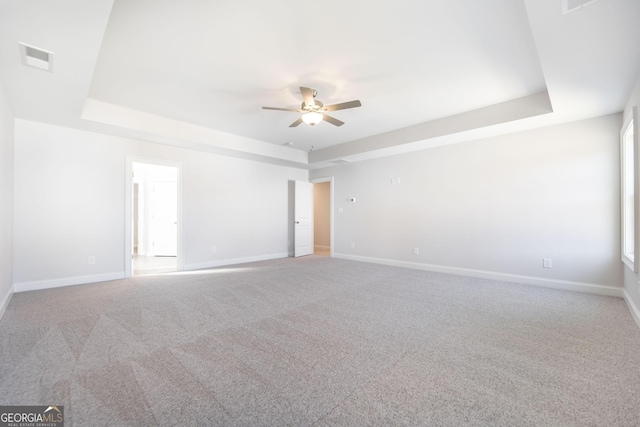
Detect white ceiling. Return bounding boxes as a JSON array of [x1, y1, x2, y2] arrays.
[[1, 0, 639, 169]]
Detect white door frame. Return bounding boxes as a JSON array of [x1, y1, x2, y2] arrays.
[[294, 180, 314, 257], [310, 176, 334, 257], [125, 156, 184, 277]]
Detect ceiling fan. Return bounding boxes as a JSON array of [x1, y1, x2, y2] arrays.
[[262, 87, 361, 127]]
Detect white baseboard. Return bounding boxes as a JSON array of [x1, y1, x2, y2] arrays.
[[623, 289, 640, 329], [334, 253, 623, 297], [183, 252, 289, 271], [11, 253, 290, 292], [0, 285, 14, 320], [14, 272, 126, 293]]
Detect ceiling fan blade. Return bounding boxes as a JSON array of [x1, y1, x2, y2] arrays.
[[289, 117, 304, 127], [323, 100, 362, 112], [322, 114, 344, 127], [300, 87, 315, 107], [262, 106, 300, 112]]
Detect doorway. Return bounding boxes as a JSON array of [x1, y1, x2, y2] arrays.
[[290, 176, 334, 258], [130, 162, 179, 276], [313, 181, 331, 256], [310, 176, 334, 257]]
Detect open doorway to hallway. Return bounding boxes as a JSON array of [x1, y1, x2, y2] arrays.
[[132, 162, 178, 275], [313, 181, 331, 257]]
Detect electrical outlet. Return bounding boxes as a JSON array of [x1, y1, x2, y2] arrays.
[[88, 256, 96, 265], [543, 258, 552, 268], [350, 242, 355, 249], [413, 248, 419, 255]]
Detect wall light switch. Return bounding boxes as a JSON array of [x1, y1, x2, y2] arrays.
[[350, 242, 355, 249], [88, 256, 96, 265], [413, 248, 419, 255], [543, 258, 552, 268]]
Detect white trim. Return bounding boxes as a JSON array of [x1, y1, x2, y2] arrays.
[[183, 252, 289, 271], [334, 253, 623, 297], [14, 272, 125, 293], [562, 0, 599, 15], [622, 256, 634, 272], [620, 108, 638, 272], [125, 158, 133, 275], [0, 285, 14, 319], [623, 288, 640, 329]]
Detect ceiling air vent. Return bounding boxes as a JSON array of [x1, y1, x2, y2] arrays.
[[19, 42, 54, 72], [562, 0, 600, 14], [330, 159, 352, 165]]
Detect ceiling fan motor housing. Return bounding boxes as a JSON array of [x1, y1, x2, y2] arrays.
[[302, 100, 323, 112]]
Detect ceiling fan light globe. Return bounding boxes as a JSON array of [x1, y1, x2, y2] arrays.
[[302, 111, 323, 126]]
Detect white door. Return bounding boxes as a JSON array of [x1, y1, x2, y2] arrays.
[[150, 180, 177, 256], [294, 180, 314, 257]]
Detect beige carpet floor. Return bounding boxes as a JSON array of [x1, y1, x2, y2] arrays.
[[1, 256, 639, 426]]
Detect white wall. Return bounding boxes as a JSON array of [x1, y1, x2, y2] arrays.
[[311, 114, 623, 290], [13, 120, 307, 289], [0, 82, 14, 315], [313, 182, 330, 249], [622, 72, 640, 318]]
